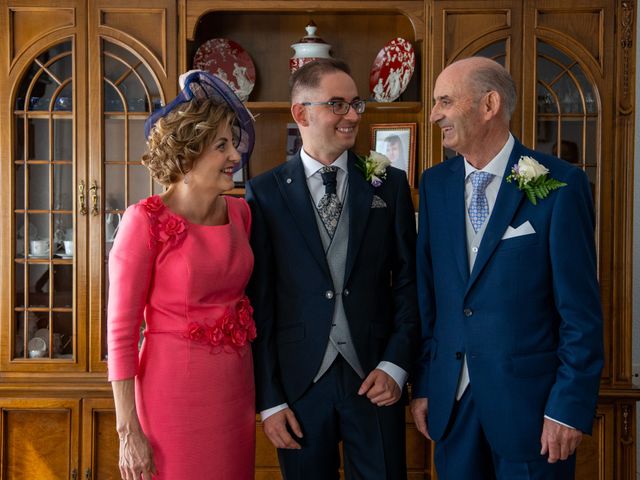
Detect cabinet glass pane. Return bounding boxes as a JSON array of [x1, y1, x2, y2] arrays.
[[53, 213, 73, 253], [27, 213, 49, 250], [15, 117, 25, 160], [28, 264, 49, 306], [28, 164, 50, 211], [26, 311, 50, 359], [105, 118, 125, 161], [15, 163, 25, 210], [129, 164, 151, 204], [28, 119, 49, 160], [53, 119, 73, 160], [128, 119, 146, 161], [105, 81, 124, 113], [52, 312, 73, 358], [13, 313, 26, 359], [52, 264, 73, 308], [122, 75, 147, 112], [105, 164, 126, 211], [53, 83, 73, 112], [15, 214, 26, 258], [15, 263, 25, 307], [53, 165, 73, 211]]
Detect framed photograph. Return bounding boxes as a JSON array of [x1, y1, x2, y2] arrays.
[[286, 123, 303, 161], [370, 123, 416, 186], [233, 163, 248, 187]]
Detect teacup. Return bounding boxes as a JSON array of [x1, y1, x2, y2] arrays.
[[63, 240, 73, 256], [30, 239, 49, 256]]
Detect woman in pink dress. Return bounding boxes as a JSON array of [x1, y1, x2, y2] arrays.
[[107, 71, 256, 480]]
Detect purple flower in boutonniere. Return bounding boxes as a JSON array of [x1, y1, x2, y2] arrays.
[[506, 156, 567, 205], [356, 150, 391, 187]]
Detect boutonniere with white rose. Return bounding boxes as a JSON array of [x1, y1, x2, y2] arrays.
[[356, 150, 391, 187], [506, 156, 567, 205]]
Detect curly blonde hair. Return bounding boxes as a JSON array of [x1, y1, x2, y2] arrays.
[[142, 99, 236, 186]]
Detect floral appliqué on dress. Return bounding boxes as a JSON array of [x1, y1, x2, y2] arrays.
[[183, 296, 257, 354], [140, 195, 187, 248]]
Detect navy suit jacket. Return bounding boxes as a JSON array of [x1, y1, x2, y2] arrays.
[[246, 151, 418, 412], [414, 139, 603, 461]]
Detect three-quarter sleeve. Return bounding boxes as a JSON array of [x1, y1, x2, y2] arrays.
[[107, 204, 157, 381]]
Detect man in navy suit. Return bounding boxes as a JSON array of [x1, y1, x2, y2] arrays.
[[246, 59, 417, 479], [411, 57, 603, 479]]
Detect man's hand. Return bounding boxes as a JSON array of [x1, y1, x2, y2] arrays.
[[357, 368, 401, 406], [262, 408, 303, 450], [410, 397, 431, 440], [540, 417, 582, 463]]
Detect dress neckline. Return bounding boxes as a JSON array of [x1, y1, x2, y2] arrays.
[[156, 195, 231, 228]]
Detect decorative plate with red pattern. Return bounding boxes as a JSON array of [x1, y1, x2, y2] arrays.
[[193, 38, 256, 101], [369, 38, 416, 103]]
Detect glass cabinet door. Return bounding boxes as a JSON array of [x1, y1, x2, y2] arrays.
[[13, 41, 77, 365], [535, 41, 599, 211], [98, 38, 163, 366]]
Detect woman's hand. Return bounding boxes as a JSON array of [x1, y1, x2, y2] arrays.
[[118, 429, 157, 480]]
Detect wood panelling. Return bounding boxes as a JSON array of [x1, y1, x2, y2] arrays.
[[8, 6, 75, 65], [536, 8, 605, 66], [0, 398, 79, 480]]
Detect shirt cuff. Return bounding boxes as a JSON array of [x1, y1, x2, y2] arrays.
[[377, 361, 408, 390], [544, 415, 576, 430], [260, 403, 289, 422]]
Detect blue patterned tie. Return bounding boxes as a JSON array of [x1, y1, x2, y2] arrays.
[[468, 171, 494, 233], [318, 166, 342, 238]]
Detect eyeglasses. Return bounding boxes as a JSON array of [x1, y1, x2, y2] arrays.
[[301, 99, 366, 115]]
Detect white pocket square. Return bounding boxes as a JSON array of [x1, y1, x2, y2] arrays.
[[502, 221, 536, 240]]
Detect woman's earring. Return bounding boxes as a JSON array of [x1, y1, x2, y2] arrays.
[[183, 172, 190, 185]]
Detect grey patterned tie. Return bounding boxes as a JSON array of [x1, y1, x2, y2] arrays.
[[468, 171, 495, 233], [318, 166, 342, 238]]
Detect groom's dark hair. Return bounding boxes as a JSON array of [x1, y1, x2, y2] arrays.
[[289, 58, 352, 102]]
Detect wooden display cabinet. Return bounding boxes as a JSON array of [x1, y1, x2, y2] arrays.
[[0, 1, 637, 479]]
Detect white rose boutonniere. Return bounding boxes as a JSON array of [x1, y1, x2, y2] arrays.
[[506, 155, 567, 205], [356, 150, 391, 187]]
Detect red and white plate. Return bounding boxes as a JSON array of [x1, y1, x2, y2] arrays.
[[193, 38, 256, 101], [369, 38, 416, 102]]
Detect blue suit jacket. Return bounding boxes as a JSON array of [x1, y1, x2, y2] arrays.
[[414, 139, 603, 461], [246, 151, 418, 411]]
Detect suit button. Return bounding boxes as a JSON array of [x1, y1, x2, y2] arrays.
[[325, 290, 334, 299], [343, 289, 350, 296], [455, 352, 462, 360], [463, 308, 473, 317]]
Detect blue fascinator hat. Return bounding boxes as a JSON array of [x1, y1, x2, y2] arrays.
[[144, 70, 255, 171]]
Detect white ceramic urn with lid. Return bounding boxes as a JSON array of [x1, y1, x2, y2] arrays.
[[289, 21, 332, 74]]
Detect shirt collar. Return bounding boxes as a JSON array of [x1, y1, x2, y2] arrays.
[[464, 133, 514, 179], [300, 148, 349, 179]]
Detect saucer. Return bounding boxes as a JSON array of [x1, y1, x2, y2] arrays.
[[28, 253, 50, 259], [193, 38, 256, 101], [28, 337, 47, 352], [369, 37, 416, 102], [58, 254, 73, 259]]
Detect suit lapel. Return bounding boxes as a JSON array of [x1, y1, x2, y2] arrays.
[[466, 141, 526, 294], [344, 152, 373, 283], [276, 155, 331, 277], [445, 157, 470, 283]]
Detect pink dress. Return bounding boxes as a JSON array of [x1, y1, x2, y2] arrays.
[[107, 195, 256, 480]]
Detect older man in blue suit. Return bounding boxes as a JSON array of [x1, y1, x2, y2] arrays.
[[411, 57, 603, 479], [247, 58, 417, 480]]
